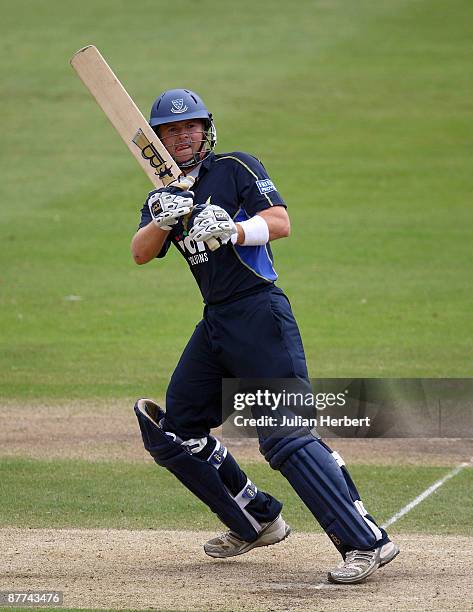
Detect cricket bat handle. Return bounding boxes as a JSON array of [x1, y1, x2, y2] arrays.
[[207, 237, 220, 251]]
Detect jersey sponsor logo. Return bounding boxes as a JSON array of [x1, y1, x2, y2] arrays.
[[256, 178, 276, 195], [170, 98, 188, 114], [188, 252, 209, 265], [176, 234, 209, 265]]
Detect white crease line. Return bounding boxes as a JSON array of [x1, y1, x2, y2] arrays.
[[312, 583, 341, 590], [259, 581, 340, 591], [382, 458, 472, 529]]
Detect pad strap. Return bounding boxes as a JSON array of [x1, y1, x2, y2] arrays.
[[207, 439, 228, 469]]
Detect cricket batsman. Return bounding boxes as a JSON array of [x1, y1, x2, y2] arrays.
[[131, 89, 399, 584]]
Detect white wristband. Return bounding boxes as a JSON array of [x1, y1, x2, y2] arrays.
[[231, 215, 269, 246]]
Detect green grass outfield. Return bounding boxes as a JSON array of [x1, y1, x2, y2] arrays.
[[1, 0, 472, 400], [0, 458, 471, 535]]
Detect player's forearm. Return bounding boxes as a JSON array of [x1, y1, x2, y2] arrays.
[[257, 207, 290, 242], [234, 209, 290, 245], [131, 223, 169, 264], [263, 214, 291, 241]]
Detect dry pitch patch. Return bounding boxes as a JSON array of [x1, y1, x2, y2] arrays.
[[1, 400, 472, 466], [1, 530, 472, 611]]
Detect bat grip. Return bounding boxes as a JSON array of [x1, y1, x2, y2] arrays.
[[207, 237, 221, 251]]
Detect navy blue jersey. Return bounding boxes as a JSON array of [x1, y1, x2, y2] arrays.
[[138, 151, 286, 304]]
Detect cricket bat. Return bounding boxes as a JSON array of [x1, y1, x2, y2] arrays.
[[70, 45, 219, 250]]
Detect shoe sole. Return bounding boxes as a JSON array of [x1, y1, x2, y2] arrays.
[[204, 521, 291, 559]]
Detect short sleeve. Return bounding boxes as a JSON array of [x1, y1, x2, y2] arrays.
[[232, 152, 286, 216], [138, 201, 152, 229]]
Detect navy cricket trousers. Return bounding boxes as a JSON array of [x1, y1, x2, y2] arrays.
[[164, 286, 309, 438]]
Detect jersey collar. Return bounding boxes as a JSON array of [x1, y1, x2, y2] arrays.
[[200, 152, 216, 174]]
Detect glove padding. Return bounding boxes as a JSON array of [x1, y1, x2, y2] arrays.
[[188, 204, 237, 245], [146, 176, 195, 231]]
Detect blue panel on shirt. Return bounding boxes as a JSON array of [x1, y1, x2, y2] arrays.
[[232, 209, 277, 282]]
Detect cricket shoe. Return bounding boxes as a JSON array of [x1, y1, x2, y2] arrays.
[[327, 541, 400, 584], [204, 514, 291, 558]]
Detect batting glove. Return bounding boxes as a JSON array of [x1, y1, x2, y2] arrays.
[[147, 189, 194, 231], [188, 204, 237, 245]]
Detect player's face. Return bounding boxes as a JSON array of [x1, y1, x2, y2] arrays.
[[159, 119, 206, 166]]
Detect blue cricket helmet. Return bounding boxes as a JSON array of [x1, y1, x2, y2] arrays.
[[149, 89, 217, 167], [150, 89, 211, 126]]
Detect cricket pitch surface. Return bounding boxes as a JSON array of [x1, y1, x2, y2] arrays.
[[1, 529, 472, 611]]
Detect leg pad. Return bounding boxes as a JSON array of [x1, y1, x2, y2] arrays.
[[135, 399, 280, 540], [260, 430, 386, 554]]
